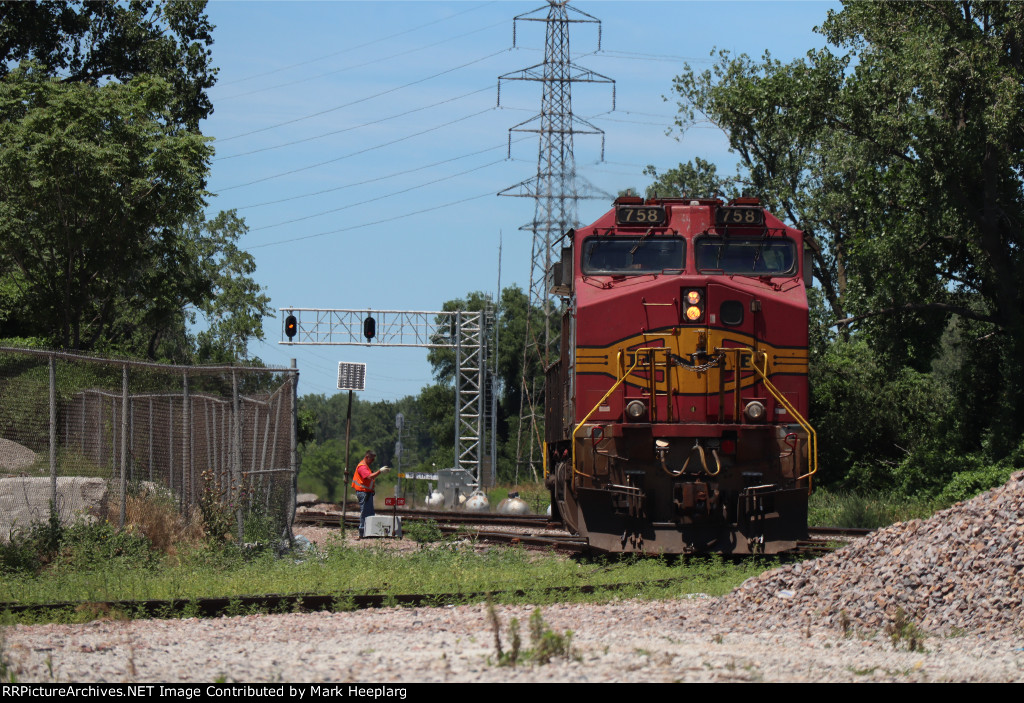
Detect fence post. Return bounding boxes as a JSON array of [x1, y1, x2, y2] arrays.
[[289, 359, 298, 542], [183, 373, 191, 513], [119, 365, 128, 529], [97, 393, 103, 468], [233, 369, 243, 544], [48, 354, 57, 520], [148, 398, 153, 482], [169, 399, 175, 497], [129, 397, 135, 484]]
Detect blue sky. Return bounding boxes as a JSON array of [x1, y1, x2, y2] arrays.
[[200, 0, 837, 401]]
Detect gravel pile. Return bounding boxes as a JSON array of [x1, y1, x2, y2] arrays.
[[713, 470, 1024, 637], [0, 438, 36, 473]]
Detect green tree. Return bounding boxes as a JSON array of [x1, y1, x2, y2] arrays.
[[0, 0, 217, 129], [643, 157, 740, 200], [0, 3, 272, 363], [0, 66, 210, 353], [191, 211, 273, 363], [299, 438, 366, 503], [667, 1, 1024, 480]]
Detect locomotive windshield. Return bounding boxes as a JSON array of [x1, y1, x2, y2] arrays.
[[581, 236, 686, 275], [695, 237, 797, 276]]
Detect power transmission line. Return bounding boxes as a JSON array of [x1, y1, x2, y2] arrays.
[[251, 159, 504, 231], [216, 2, 494, 87], [218, 19, 508, 102], [216, 107, 496, 192], [233, 138, 531, 211], [215, 86, 495, 161], [218, 49, 509, 143], [244, 191, 495, 250]]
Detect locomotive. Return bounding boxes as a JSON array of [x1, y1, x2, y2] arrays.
[[543, 195, 816, 554]]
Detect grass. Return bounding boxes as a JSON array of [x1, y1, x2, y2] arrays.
[[0, 514, 774, 623], [807, 488, 944, 529], [6, 478, 967, 626]]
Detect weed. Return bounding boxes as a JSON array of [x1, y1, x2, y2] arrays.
[[404, 519, 443, 544], [118, 485, 205, 556], [486, 599, 504, 660], [529, 608, 573, 664], [126, 645, 137, 681], [507, 617, 522, 666], [0, 507, 63, 575], [885, 609, 927, 652], [0, 629, 16, 683], [848, 665, 878, 676]]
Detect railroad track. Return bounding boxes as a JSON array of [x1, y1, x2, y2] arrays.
[[0, 526, 873, 622], [296, 509, 873, 557], [296, 507, 554, 530]]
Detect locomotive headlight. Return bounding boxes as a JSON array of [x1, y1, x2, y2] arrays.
[[744, 401, 766, 422], [625, 400, 647, 419], [683, 289, 705, 322]]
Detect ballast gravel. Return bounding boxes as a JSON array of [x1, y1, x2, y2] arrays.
[[4, 472, 1024, 683]]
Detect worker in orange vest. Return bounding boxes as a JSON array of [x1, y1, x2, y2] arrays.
[[351, 450, 389, 538]]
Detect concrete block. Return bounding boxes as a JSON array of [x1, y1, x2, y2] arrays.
[[363, 514, 402, 538], [0, 476, 109, 542]]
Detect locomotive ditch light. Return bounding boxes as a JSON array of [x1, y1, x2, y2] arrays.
[[744, 401, 766, 422], [285, 313, 297, 340], [626, 399, 647, 419]]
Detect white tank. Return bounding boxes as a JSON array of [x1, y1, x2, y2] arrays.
[[464, 491, 490, 512], [497, 496, 530, 515], [425, 490, 445, 508]]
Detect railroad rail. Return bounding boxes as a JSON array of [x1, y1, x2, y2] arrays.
[[296, 508, 554, 530], [0, 524, 873, 622], [0, 578, 706, 621], [296, 508, 872, 557]]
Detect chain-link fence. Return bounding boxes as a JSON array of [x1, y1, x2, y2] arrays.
[[0, 347, 297, 545]]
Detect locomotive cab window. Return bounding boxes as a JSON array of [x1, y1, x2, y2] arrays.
[[695, 237, 796, 276], [581, 236, 686, 275]]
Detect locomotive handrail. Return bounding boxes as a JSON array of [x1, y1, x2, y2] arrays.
[[571, 352, 641, 484], [739, 348, 818, 492], [625, 346, 680, 422]]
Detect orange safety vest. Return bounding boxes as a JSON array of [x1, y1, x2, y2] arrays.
[[351, 460, 375, 493]]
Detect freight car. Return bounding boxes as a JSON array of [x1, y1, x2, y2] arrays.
[[543, 195, 816, 554]]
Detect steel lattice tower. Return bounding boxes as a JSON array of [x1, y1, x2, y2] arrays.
[[498, 1, 614, 478]]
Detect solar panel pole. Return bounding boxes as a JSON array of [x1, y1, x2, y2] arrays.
[[337, 362, 367, 538]]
